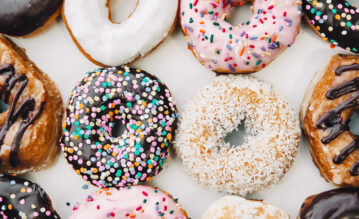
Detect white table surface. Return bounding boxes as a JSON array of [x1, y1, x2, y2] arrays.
[[8, 1, 355, 218]]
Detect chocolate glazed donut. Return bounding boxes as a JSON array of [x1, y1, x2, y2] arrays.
[[303, 0, 359, 53], [299, 187, 359, 219], [0, 0, 63, 37], [0, 174, 60, 218]]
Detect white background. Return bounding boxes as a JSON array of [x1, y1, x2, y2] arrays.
[[8, 1, 357, 218]]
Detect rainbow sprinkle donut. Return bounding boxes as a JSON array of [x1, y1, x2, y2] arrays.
[[180, 0, 302, 73], [60, 66, 178, 188], [303, 0, 359, 53]]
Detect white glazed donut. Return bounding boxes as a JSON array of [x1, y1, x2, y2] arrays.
[[202, 196, 289, 219], [174, 75, 300, 195], [62, 0, 178, 66]]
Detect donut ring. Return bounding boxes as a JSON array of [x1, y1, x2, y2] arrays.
[[0, 0, 63, 37], [301, 54, 359, 186], [0, 174, 60, 218], [69, 185, 188, 219], [62, 0, 179, 66], [60, 66, 178, 188], [174, 75, 300, 195], [303, 0, 359, 53], [180, 0, 301, 73], [0, 35, 63, 174], [202, 196, 289, 219]]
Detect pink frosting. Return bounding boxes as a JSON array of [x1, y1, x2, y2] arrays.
[[180, 0, 301, 73], [69, 186, 188, 219]]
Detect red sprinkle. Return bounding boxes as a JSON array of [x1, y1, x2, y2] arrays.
[[142, 191, 148, 197]]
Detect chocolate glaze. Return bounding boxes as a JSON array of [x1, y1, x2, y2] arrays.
[[303, 0, 359, 53], [0, 0, 63, 36], [317, 63, 359, 176], [300, 187, 359, 219], [0, 174, 60, 218], [0, 64, 44, 167]]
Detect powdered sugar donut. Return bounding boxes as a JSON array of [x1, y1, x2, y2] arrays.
[[63, 0, 178, 66], [202, 196, 289, 219], [70, 186, 188, 219], [174, 75, 300, 195], [180, 0, 301, 73]]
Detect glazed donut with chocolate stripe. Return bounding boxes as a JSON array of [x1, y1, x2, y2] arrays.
[[301, 54, 359, 186]]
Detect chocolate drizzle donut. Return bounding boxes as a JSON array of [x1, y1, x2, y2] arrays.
[[303, 0, 359, 52], [317, 63, 359, 176], [60, 66, 178, 188], [0, 0, 63, 37], [0, 174, 60, 218], [299, 187, 359, 219]]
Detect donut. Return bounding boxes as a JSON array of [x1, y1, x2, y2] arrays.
[[0, 174, 59, 218], [303, 0, 359, 53], [301, 54, 359, 186], [298, 187, 359, 218], [174, 75, 300, 195], [0, 35, 63, 174], [60, 66, 178, 188], [0, 0, 63, 37], [202, 196, 289, 219], [180, 0, 301, 73], [62, 0, 178, 66], [69, 185, 188, 219]]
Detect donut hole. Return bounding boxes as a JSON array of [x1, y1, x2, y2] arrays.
[[347, 0, 359, 8], [224, 122, 247, 147], [112, 119, 127, 137], [0, 99, 9, 113], [349, 110, 359, 135], [228, 3, 253, 27], [108, 0, 139, 23]]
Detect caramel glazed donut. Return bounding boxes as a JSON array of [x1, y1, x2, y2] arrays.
[[203, 196, 289, 219], [0, 35, 63, 174], [175, 75, 300, 195], [0, 0, 63, 37], [60, 66, 178, 188], [62, 0, 178, 66], [0, 174, 59, 218], [298, 187, 359, 218], [301, 54, 359, 186]]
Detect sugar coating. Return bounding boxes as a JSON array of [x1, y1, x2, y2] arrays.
[[61, 66, 178, 188], [202, 196, 289, 219], [174, 75, 300, 195]]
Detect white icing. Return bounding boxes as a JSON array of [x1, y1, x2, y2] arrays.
[[63, 0, 178, 66], [174, 75, 300, 195]]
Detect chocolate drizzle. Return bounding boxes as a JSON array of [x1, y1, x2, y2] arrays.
[[317, 63, 359, 176], [0, 64, 44, 167]]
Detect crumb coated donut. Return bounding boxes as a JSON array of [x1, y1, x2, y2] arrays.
[[70, 185, 188, 219], [298, 187, 359, 219], [60, 66, 178, 188], [0, 174, 60, 218], [303, 0, 359, 53], [180, 0, 302, 73], [301, 54, 359, 186], [174, 75, 300, 195], [0, 0, 63, 37], [62, 0, 178, 66], [202, 196, 289, 219]]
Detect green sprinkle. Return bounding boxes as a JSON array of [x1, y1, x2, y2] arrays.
[[256, 60, 262, 65], [210, 34, 214, 43]]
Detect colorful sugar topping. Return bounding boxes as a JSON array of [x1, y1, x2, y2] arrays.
[[180, 0, 302, 73], [303, 0, 359, 53], [0, 174, 59, 218], [69, 186, 188, 219], [60, 66, 178, 188]]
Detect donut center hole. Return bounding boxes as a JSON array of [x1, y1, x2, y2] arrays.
[[112, 119, 127, 137], [349, 110, 359, 135], [0, 99, 9, 113], [224, 122, 247, 147], [108, 0, 139, 23], [347, 0, 359, 8], [228, 2, 253, 26]]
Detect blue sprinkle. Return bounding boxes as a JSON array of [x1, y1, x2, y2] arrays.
[[226, 44, 232, 50], [240, 31, 246, 37], [279, 25, 283, 32], [184, 24, 193, 32], [228, 64, 235, 72], [252, 53, 260, 58], [249, 36, 258, 40], [82, 185, 89, 190], [261, 46, 266, 51]]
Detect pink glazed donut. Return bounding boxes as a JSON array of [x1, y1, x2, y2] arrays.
[[180, 0, 302, 73]]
